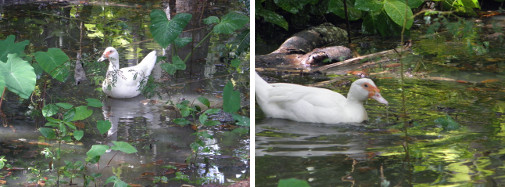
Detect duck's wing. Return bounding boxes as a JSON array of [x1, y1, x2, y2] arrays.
[[268, 83, 347, 107]]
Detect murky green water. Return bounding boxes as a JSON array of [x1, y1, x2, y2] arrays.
[[256, 19, 505, 186], [0, 0, 249, 186]]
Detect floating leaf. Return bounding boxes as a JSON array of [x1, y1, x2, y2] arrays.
[[86, 98, 103, 108], [384, 0, 413, 29], [0, 54, 36, 99], [0, 35, 29, 62], [223, 82, 240, 113], [34, 48, 70, 82], [150, 10, 192, 48], [74, 130, 84, 141], [71, 106, 93, 121], [97, 120, 111, 135], [111, 141, 138, 154], [213, 12, 249, 34]]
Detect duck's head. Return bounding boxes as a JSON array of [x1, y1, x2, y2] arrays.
[[348, 78, 388, 105], [98, 47, 119, 62]]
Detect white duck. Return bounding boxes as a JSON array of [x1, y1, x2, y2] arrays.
[[98, 47, 157, 98], [255, 71, 388, 124]]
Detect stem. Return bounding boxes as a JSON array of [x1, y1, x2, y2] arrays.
[[183, 31, 213, 63], [342, 0, 352, 44], [0, 87, 7, 126]]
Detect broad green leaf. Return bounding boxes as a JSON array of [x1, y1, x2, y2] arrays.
[[0, 35, 29, 62], [0, 73, 5, 95], [74, 130, 84, 141], [86, 98, 103, 107], [223, 82, 240, 113], [34, 48, 70, 82], [97, 120, 111, 135], [406, 0, 424, 8], [63, 109, 75, 122], [199, 114, 208, 125], [160, 55, 186, 75], [355, 0, 383, 12], [197, 96, 210, 108], [64, 121, 77, 130], [111, 141, 138, 154], [150, 10, 192, 48], [213, 12, 249, 34], [160, 63, 177, 75], [173, 118, 191, 126], [174, 37, 192, 47], [384, 0, 413, 29], [256, 8, 288, 30], [71, 106, 92, 121], [105, 176, 129, 187], [39, 127, 56, 139], [278, 178, 310, 187], [0, 54, 36, 99], [59, 123, 67, 136], [203, 16, 219, 25], [42, 104, 59, 118], [55, 102, 73, 109], [86, 144, 109, 162], [204, 108, 220, 115]]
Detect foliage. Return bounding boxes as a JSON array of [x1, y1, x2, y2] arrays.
[[150, 10, 192, 48], [0, 53, 36, 99], [34, 48, 70, 82], [257, 0, 482, 36]]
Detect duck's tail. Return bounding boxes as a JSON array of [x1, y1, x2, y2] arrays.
[[138, 50, 157, 76], [255, 71, 271, 104]]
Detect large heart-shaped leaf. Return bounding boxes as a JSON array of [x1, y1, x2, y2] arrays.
[[111, 141, 138, 154], [71, 106, 93, 121], [213, 12, 249, 34], [223, 81, 240, 113], [35, 48, 70, 82], [0, 35, 29, 62], [256, 8, 288, 30], [150, 10, 192, 48], [0, 54, 36, 99], [384, 0, 413, 29]]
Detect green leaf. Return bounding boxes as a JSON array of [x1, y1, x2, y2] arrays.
[[160, 55, 186, 75], [111, 141, 138, 154], [223, 82, 240, 113], [435, 115, 460, 131], [59, 123, 67, 136], [42, 104, 59, 118], [384, 0, 413, 29], [74, 130, 84, 141], [97, 120, 111, 135], [204, 120, 220, 126], [213, 12, 249, 34], [39, 127, 56, 139], [406, 0, 424, 8], [197, 96, 210, 108], [231, 58, 241, 68], [199, 113, 208, 125], [150, 10, 192, 48], [72, 106, 92, 121], [34, 48, 70, 82], [55, 102, 73, 109], [174, 37, 192, 47], [86, 145, 109, 162], [63, 109, 75, 122], [0, 35, 29, 62], [86, 98, 103, 108], [105, 176, 129, 187], [173, 118, 191, 126], [64, 121, 77, 130], [256, 9, 288, 30], [355, 0, 383, 12], [232, 113, 250, 127], [278, 178, 310, 187], [203, 16, 220, 25], [0, 54, 36, 99]]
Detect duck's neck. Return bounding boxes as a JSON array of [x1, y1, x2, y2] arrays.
[[344, 92, 368, 121], [107, 56, 120, 72]]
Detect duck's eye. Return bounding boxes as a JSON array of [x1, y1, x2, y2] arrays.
[[364, 84, 368, 87]]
